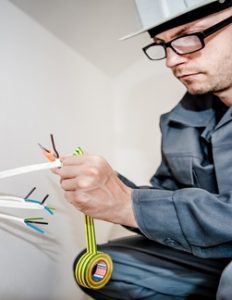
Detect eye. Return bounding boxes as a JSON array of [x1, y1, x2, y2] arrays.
[[153, 37, 164, 43]]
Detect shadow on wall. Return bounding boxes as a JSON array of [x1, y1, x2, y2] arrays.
[[113, 64, 185, 185]]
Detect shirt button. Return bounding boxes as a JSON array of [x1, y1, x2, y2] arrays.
[[164, 238, 180, 247]]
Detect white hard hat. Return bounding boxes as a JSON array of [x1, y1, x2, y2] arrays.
[[121, 0, 231, 40]]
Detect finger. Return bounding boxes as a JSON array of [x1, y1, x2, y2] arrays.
[[51, 167, 61, 175], [62, 155, 88, 166], [60, 177, 79, 191], [64, 191, 90, 211], [61, 175, 97, 192], [64, 190, 76, 204], [58, 164, 100, 182], [56, 165, 82, 179], [56, 160, 93, 178]]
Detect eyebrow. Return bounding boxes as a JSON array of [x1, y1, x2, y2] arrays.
[[154, 24, 197, 42]]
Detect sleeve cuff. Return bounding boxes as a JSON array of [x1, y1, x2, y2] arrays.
[[132, 188, 191, 252]]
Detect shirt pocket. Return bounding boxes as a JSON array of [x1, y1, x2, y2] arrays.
[[166, 154, 195, 187]]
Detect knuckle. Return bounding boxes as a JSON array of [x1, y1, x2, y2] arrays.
[[67, 192, 89, 212], [77, 178, 90, 189], [88, 167, 100, 179], [92, 155, 104, 166], [60, 180, 68, 190]]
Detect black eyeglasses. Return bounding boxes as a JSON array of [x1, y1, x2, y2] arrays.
[[143, 15, 232, 61]]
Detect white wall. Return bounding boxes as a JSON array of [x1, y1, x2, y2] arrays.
[[113, 59, 185, 185], [0, 1, 115, 299], [0, 0, 186, 299], [109, 50, 185, 240]]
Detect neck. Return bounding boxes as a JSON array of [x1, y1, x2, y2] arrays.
[[214, 86, 232, 106]]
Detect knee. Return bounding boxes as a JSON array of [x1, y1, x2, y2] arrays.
[[217, 262, 232, 300]]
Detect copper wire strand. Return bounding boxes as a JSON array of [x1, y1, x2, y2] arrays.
[[24, 187, 36, 199], [41, 194, 49, 205], [25, 220, 48, 225], [38, 143, 50, 153], [50, 134, 59, 158]]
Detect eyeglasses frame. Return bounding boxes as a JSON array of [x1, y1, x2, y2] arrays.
[[142, 15, 232, 61]]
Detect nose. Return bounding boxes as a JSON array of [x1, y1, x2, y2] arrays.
[[165, 47, 186, 69]]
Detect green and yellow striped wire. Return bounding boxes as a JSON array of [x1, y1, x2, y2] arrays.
[[73, 147, 113, 290]]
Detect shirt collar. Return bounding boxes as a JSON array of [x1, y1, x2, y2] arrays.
[[216, 106, 232, 129], [168, 93, 217, 127]]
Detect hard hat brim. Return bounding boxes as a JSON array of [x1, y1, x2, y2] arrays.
[[120, 0, 231, 40]]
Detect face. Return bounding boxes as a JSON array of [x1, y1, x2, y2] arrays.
[[155, 8, 232, 104]]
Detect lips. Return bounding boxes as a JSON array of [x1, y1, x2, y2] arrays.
[[177, 72, 200, 80], [179, 73, 195, 78]]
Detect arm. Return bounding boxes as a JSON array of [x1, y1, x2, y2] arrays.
[[133, 187, 232, 258], [54, 152, 232, 258], [54, 103, 232, 259], [132, 109, 232, 258]]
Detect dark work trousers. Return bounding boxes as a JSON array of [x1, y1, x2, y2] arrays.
[[216, 261, 232, 300], [75, 235, 230, 300]]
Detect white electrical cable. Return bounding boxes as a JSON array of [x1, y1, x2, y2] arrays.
[[0, 195, 24, 202], [0, 196, 54, 214], [0, 200, 43, 210], [0, 212, 47, 234], [0, 213, 24, 223], [0, 159, 62, 179]]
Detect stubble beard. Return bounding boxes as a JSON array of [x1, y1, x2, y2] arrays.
[[182, 79, 212, 95], [177, 55, 232, 96], [188, 77, 232, 97]]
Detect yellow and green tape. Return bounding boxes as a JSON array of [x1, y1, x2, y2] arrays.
[[73, 147, 113, 290]]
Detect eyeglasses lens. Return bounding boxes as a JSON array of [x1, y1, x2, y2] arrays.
[[171, 35, 203, 55], [145, 45, 165, 60]]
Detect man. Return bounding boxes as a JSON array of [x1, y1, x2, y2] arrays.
[[54, 0, 232, 299]]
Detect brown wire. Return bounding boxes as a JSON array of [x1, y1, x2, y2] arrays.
[[50, 134, 59, 158]]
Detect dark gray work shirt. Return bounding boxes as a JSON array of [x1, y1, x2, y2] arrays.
[[127, 92, 232, 259]]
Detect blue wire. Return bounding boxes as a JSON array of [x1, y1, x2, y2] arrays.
[[25, 222, 45, 234], [25, 198, 53, 215]]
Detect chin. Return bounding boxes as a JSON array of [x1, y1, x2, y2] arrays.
[[185, 83, 211, 95], [188, 89, 208, 95]]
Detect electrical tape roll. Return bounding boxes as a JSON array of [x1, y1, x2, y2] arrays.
[[74, 252, 113, 289], [73, 147, 113, 289]]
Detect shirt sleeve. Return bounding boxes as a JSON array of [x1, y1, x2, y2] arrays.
[[133, 186, 232, 259]]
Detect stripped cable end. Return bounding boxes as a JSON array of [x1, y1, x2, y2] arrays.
[[25, 193, 54, 215], [24, 187, 37, 199], [24, 217, 48, 234], [50, 134, 59, 159], [38, 143, 56, 161], [41, 194, 49, 205]]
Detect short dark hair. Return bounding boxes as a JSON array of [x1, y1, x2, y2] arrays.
[[148, 0, 232, 38]]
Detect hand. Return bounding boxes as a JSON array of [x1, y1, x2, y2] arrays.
[[53, 154, 138, 227]]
